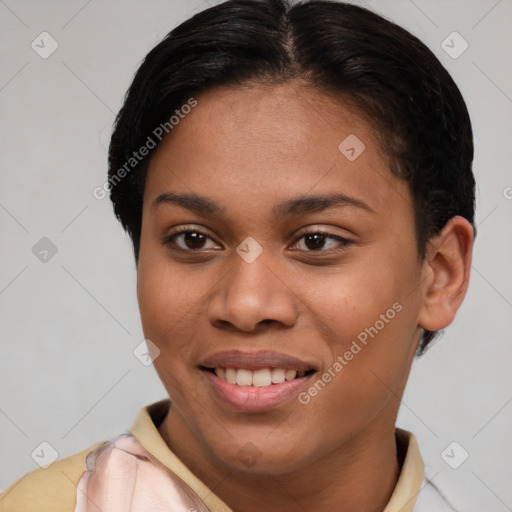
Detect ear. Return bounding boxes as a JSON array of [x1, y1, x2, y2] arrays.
[[418, 216, 475, 332]]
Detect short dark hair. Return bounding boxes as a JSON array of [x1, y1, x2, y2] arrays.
[[108, 0, 476, 355]]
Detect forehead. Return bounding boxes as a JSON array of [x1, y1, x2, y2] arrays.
[[144, 82, 411, 218]]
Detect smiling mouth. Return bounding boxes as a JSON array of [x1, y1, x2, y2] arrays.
[[201, 367, 316, 387]]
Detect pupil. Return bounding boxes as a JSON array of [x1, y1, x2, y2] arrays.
[[305, 233, 326, 250], [185, 232, 206, 249]]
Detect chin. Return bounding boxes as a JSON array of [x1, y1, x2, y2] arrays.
[[204, 430, 314, 475]]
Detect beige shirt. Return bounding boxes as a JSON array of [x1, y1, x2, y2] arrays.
[[0, 399, 455, 511]]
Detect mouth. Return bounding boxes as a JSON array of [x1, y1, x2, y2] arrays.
[[198, 351, 318, 413], [201, 366, 316, 387]]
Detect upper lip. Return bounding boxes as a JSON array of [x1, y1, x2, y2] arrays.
[[199, 350, 317, 372]]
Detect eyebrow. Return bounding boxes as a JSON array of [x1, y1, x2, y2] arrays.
[[151, 191, 375, 217]]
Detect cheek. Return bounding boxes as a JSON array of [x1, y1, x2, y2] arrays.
[[136, 256, 201, 354], [293, 306, 416, 447], [136, 263, 202, 402], [309, 262, 406, 349], [301, 250, 420, 404]]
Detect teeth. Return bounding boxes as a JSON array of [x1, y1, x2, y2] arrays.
[[271, 368, 286, 384], [225, 368, 237, 384], [253, 369, 272, 387], [236, 368, 253, 386], [285, 369, 297, 381], [213, 367, 308, 386]]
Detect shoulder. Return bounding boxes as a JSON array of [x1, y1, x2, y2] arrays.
[[0, 441, 104, 512]]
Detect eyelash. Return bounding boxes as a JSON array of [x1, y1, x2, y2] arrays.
[[294, 228, 355, 252], [161, 225, 355, 254]]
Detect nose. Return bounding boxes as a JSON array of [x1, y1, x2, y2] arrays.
[[207, 252, 298, 333]]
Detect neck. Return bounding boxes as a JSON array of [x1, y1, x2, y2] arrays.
[[159, 411, 401, 512]]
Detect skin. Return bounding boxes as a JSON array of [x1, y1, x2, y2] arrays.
[[136, 81, 474, 512]]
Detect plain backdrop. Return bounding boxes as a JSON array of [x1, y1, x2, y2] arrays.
[[1, 0, 511, 509]]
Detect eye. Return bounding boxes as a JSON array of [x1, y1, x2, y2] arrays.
[[162, 226, 221, 251], [290, 229, 355, 252], [162, 226, 354, 254]]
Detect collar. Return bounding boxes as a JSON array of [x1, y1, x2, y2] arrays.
[[383, 428, 425, 511], [130, 400, 425, 512]]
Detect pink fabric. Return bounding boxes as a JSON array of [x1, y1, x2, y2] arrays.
[[73, 434, 210, 512]]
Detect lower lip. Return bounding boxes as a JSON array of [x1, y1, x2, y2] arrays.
[[202, 370, 314, 413]]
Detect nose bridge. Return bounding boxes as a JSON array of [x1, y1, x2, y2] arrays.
[[208, 247, 297, 331], [230, 249, 277, 299]]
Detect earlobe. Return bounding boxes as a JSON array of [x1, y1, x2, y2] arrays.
[[418, 216, 474, 332]]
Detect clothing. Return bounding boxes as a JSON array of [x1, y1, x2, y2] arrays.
[[0, 399, 456, 511]]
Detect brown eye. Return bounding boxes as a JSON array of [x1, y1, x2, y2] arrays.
[[304, 233, 328, 250], [290, 230, 355, 253], [182, 231, 207, 249], [162, 228, 220, 251]]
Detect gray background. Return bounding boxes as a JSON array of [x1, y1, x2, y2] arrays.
[[1, 0, 511, 509]]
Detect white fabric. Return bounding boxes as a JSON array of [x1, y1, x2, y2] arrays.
[[413, 476, 457, 511], [74, 434, 209, 512]]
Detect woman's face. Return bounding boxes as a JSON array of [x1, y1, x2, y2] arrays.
[[137, 82, 426, 474]]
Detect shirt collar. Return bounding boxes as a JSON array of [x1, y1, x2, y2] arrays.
[[383, 428, 425, 512], [131, 400, 425, 512], [131, 399, 232, 512]]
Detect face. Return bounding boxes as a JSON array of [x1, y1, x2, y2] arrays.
[[137, 82, 426, 475]]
